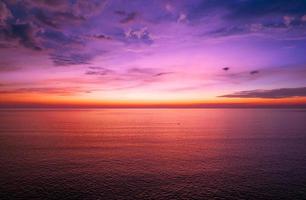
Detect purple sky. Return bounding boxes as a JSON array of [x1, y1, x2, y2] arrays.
[[1, 0, 306, 106]]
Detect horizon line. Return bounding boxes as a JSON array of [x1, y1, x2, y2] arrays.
[[1, 103, 306, 109]]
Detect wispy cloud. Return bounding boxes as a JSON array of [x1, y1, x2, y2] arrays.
[[85, 66, 173, 82], [50, 53, 93, 66], [0, 87, 91, 95], [215, 64, 306, 84], [85, 66, 114, 75], [220, 87, 306, 99]]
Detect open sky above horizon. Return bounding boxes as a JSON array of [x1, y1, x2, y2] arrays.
[[1, 0, 306, 107]]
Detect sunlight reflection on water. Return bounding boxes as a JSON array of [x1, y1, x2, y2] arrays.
[[1, 109, 306, 199]]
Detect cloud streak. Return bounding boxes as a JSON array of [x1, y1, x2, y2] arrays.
[[220, 87, 306, 99], [0, 87, 90, 95]]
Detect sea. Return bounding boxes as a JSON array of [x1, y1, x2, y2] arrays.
[[1, 109, 306, 199]]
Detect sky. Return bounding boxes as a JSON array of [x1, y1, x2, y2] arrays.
[[1, 0, 306, 107]]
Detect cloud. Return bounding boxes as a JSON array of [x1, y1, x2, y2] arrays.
[[283, 15, 295, 26], [10, 24, 42, 50], [33, 10, 86, 29], [115, 11, 138, 24], [125, 27, 153, 45], [153, 72, 173, 77], [33, 10, 58, 28], [127, 67, 155, 74], [0, 1, 12, 26], [0, 0, 108, 67], [227, 0, 306, 19], [216, 70, 262, 84], [25, 0, 69, 9], [89, 34, 112, 40], [250, 70, 259, 75], [25, 0, 107, 18], [41, 29, 83, 46], [0, 87, 91, 95], [177, 13, 187, 23], [222, 67, 229, 71], [1, 0, 306, 76], [85, 67, 114, 75], [219, 87, 306, 99], [125, 67, 173, 78], [215, 64, 306, 85], [192, 0, 306, 40], [0, 22, 42, 51], [86, 66, 172, 78], [50, 53, 93, 66], [71, 0, 108, 19], [83, 66, 174, 90], [206, 20, 303, 40], [38, 29, 93, 66]]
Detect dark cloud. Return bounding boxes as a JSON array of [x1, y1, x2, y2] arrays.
[[71, 0, 107, 19], [25, 0, 106, 18], [186, 0, 230, 21], [190, 0, 306, 39], [114, 10, 125, 15], [122, 12, 137, 23], [216, 64, 306, 85], [33, 10, 58, 28], [101, 26, 153, 45], [0, 1, 86, 53], [41, 29, 82, 45], [0, 2, 43, 51], [220, 87, 306, 99], [227, 0, 306, 20], [50, 53, 92, 66], [250, 70, 259, 75], [92, 34, 111, 40], [0, 1, 12, 25], [33, 10, 86, 29], [216, 70, 261, 84], [25, 0, 69, 9], [187, 0, 306, 21], [115, 11, 138, 24], [10, 24, 42, 50], [222, 67, 229, 71], [153, 72, 173, 77], [1, 0, 306, 70], [51, 12, 86, 24], [38, 29, 91, 66], [209, 25, 247, 37], [125, 27, 153, 45], [0, 22, 42, 50], [0, 0, 107, 66]]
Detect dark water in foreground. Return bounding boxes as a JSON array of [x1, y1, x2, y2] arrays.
[[1, 109, 306, 200]]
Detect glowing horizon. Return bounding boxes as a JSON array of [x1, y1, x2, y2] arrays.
[[1, 0, 306, 107]]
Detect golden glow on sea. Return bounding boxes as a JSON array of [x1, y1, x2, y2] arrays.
[[2, 92, 306, 108]]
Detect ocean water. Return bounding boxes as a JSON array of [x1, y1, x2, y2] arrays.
[[0, 109, 306, 200]]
